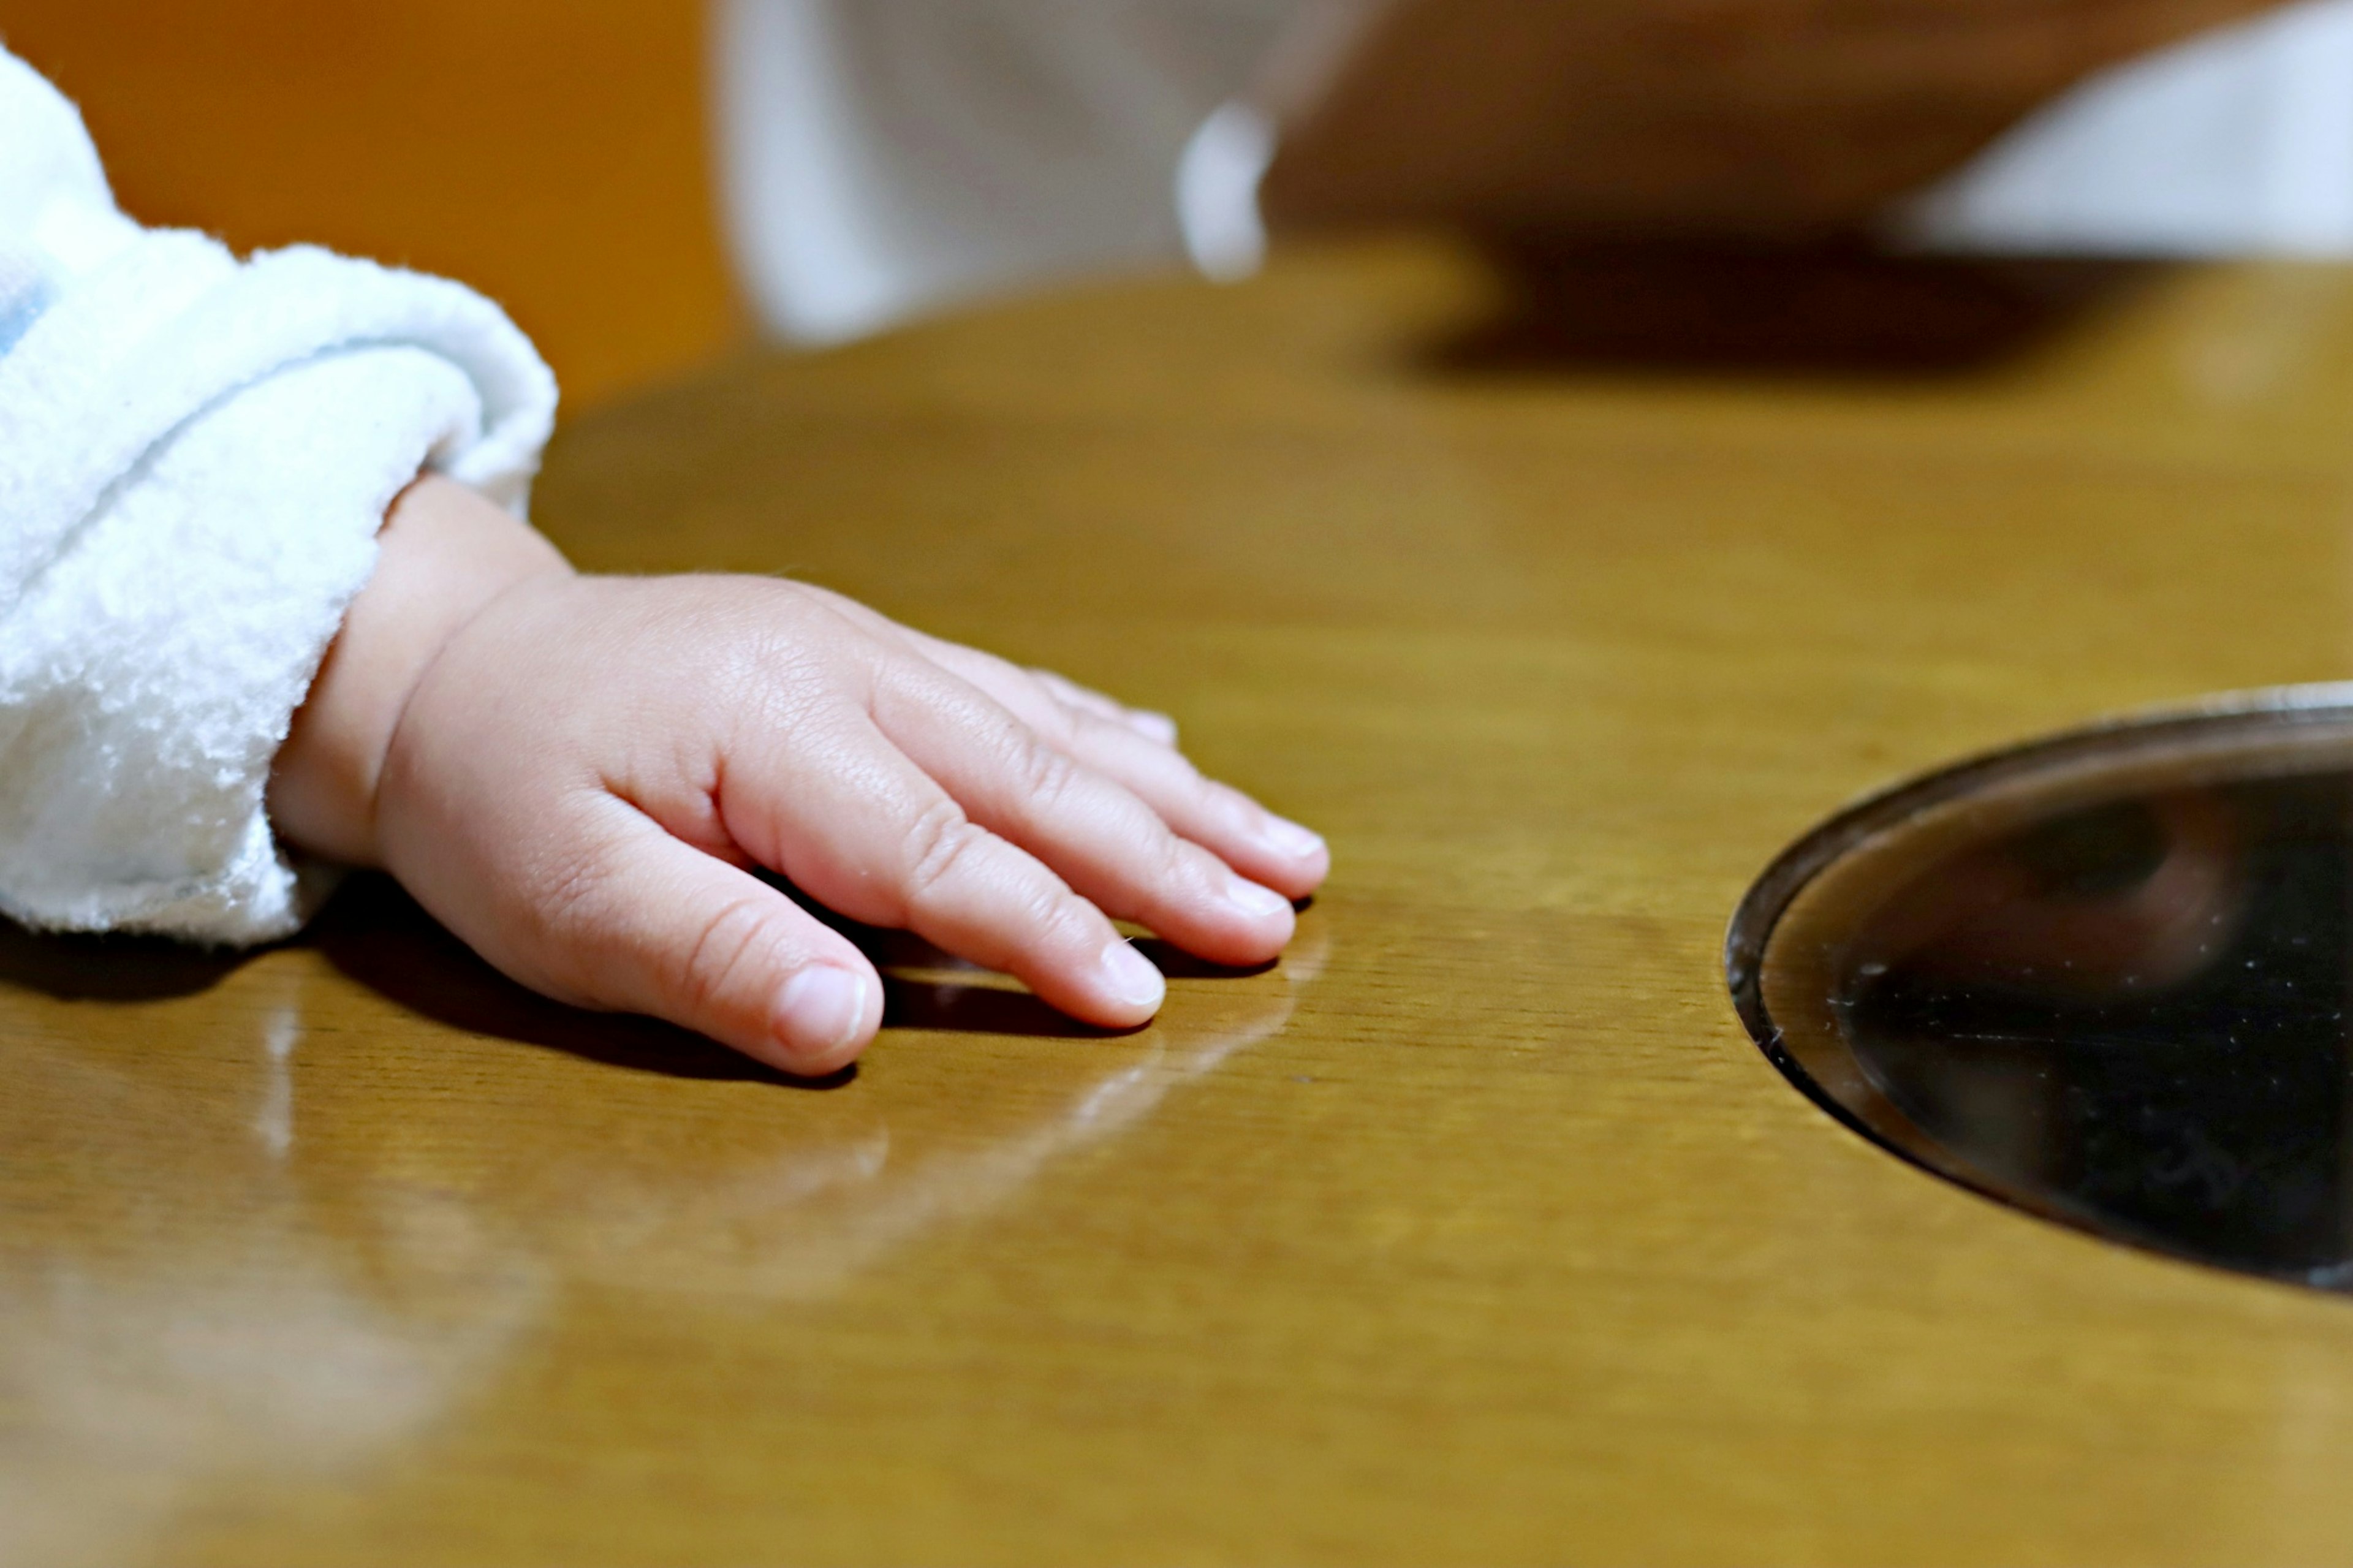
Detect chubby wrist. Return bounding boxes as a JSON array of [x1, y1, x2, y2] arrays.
[[267, 474, 572, 866]]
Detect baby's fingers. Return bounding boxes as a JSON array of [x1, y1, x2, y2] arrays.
[[1023, 665, 1178, 746], [1050, 711, 1328, 900], [726, 713, 1167, 1028], [541, 805, 882, 1076], [901, 634, 1176, 746], [875, 669, 1295, 968], [788, 586, 1177, 746], [851, 616, 1318, 896]]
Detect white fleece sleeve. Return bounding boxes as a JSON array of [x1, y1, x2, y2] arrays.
[[0, 48, 557, 944]]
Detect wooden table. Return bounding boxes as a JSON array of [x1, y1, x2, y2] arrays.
[[12, 238, 2353, 1565]]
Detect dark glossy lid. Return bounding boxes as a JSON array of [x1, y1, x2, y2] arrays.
[[1729, 687, 2353, 1289]]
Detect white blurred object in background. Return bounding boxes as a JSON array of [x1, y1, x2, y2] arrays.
[[714, 0, 1302, 344], [1905, 0, 2353, 257], [718, 0, 2353, 346]]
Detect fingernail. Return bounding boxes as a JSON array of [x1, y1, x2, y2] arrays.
[[776, 965, 869, 1056], [1135, 711, 1180, 744], [1099, 940, 1165, 1012], [1262, 817, 1325, 860], [1226, 876, 1292, 919]]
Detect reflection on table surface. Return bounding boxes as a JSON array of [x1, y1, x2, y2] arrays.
[[17, 237, 2353, 1562], [0, 876, 1324, 1566]]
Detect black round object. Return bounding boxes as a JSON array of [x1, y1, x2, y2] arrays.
[[1727, 687, 2353, 1289]]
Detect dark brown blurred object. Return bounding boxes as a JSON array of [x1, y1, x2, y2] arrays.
[[0, 0, 743, 407], [1422, 238, 2158, 375], [1265, 0, 2283, 240]]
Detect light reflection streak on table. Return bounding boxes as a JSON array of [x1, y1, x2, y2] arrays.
[[9, 238, 2353, 1564]]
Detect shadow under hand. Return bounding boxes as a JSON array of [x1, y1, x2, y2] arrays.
[[0, 918, 257, 1003], [768, 873, 1283, 1038], [1424, 237, 2165, 380], [878, 978, 1135, 1038], [0, 868, 1300, 1077], [309, 874, 849, 1088], [313, 873, 1254, 1071], [875, 942, 1273, 1034]]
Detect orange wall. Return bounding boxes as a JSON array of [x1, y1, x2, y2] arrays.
[[2, 1, 745, 407]]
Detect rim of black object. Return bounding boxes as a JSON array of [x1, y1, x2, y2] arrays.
[[1722, 681, 2353, 1287]]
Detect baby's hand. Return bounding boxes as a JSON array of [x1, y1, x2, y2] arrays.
[[268, 478, 1328, 1075]]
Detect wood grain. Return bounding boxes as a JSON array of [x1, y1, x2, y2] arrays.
[[9, 237, 2353, 1564]]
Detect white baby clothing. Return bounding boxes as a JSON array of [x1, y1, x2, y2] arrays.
[[0, 46, 555, 943]]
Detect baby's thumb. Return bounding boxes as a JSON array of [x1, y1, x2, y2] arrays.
[[545, 821, 882, 1076]]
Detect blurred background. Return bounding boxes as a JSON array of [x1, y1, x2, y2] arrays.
[[9, 0, 2352, 409], [1, 1, 737, 407]]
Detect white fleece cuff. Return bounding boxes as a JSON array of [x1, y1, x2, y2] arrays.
[[0, 233, 556, 943], [0, 346, 491, 942]]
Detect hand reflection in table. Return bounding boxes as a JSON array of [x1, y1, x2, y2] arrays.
[[0, 886, 1325, 1565]]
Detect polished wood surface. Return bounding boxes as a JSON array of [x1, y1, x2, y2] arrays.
[[12, 238, 2353, 1564]]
